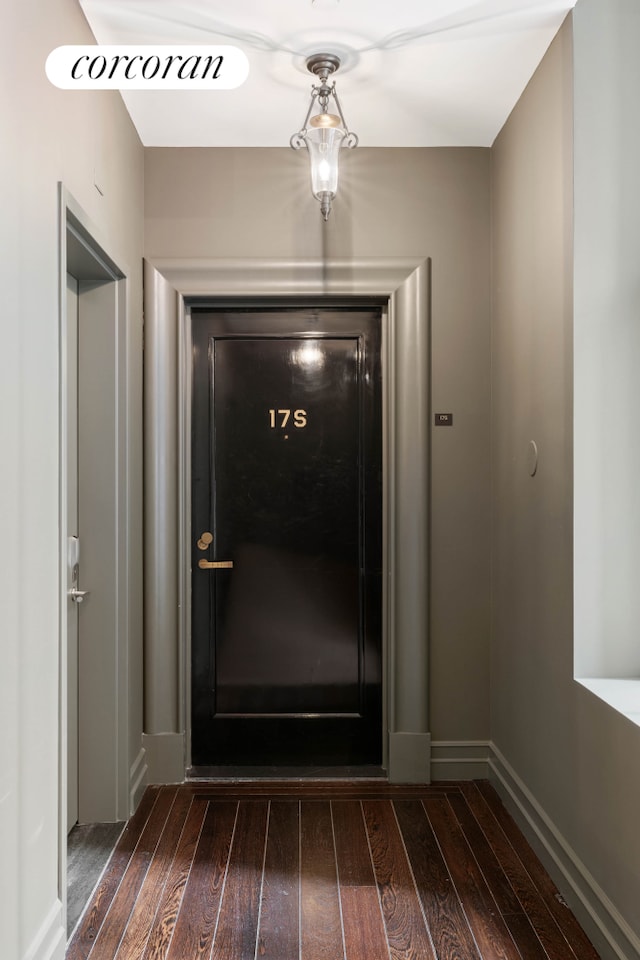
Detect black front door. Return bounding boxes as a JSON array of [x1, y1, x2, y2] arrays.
[[191, 305, 382, 766]]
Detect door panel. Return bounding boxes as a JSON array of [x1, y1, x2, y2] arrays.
[[66, 273, 79, 832], [191, 307, 382, 766]]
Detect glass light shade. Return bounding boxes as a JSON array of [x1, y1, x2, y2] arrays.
[[310, 112, 341, 129], [306, 124, 346, 199]]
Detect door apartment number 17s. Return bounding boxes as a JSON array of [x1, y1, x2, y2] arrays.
[[268, 408, 308, 429]]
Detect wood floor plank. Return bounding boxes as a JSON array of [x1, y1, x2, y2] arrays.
[[164, 800, 237, 960], [332, 800, 391, 960], [140, 797, 209, 960], [300, 800, 345, 960], [460, 782, 589, 960], [211, 800, 270, 960], [67, 822, 126, 938], [474, 782, 601, 960], [74, 787, 177, 960], [67, 785, 162, 960], [113, 790, 193, 960], [393, 799, 482, 960], [503, 910, 551, 960], [447, 792, 524, 917], [423, 796, 522, 960], [362, 799, 437, 960], [256, 801, 300, 960], [186, 781, 457, 800]]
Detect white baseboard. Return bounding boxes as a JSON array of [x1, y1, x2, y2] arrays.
[[489, 742, 640, 960], [129, 746, 148, 815], [23, 900, 65, 960], [430, 740, 490, 780]]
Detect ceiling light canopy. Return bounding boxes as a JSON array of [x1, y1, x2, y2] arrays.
[[290, 53, 358, 221]]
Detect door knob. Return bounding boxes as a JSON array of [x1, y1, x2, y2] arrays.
[[69, 588, 90, 604], [198, 559, 233, 569]]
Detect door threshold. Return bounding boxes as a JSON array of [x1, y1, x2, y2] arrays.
[[186, 764, 387, 782]]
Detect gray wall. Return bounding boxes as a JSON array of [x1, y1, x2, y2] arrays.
[[491, 12, 640, 958], [0, 1, 144, 957], [145, 146, 492, 750]]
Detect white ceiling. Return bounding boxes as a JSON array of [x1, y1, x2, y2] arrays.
[[78, 0, 577, 148]]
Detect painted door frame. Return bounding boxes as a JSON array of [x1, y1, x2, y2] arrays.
[[58, 187, 132, 921], [143, 257, 431, 784]]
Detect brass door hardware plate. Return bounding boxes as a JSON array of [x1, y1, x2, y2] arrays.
[[197, 531, 214, 550]]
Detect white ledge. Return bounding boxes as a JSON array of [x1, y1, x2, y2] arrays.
[[576, 677, 640, 729]]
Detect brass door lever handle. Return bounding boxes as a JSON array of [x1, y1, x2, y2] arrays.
[[198, 559, 234, 569]]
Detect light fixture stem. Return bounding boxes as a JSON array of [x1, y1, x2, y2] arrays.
[[301, 88, 318, 133], [332, 86, 357, 147]]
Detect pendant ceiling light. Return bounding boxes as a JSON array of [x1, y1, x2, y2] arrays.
[[290, 53, 358, 221]]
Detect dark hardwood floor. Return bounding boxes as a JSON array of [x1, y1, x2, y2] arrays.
[[66, 780, 601, 960], [67, 821, 126, 938]]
